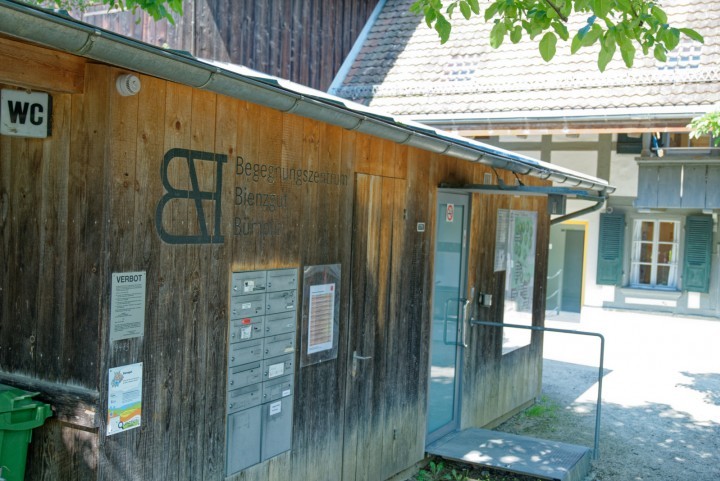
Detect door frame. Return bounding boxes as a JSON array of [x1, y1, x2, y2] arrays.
[[425, 191, 470, 446]]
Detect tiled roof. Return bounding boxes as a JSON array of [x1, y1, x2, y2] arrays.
[[333, 0, 720, 116]]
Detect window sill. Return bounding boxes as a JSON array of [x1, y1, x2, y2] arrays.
[[620, 287, 682, 300]]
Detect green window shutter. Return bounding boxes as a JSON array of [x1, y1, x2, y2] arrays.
[[597, 213, 625, 285], [683, 215, 713, 293]]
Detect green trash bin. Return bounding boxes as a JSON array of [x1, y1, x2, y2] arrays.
[[0, 384, 52, 481]]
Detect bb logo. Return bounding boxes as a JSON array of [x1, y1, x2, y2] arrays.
[[156, 148, 227, 244]]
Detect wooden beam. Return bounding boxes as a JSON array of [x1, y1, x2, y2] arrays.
[[0, 371, 99, 429], [0, 35, 85, 93]]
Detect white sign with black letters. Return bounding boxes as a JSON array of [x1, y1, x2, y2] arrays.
[[1, 89, 51, 138], [110, 271, 147, 342]]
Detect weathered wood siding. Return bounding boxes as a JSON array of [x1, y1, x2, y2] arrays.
[[76, 0, 379, 91], [0, 37, 547, 481]]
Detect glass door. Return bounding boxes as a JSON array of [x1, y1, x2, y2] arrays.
[[426, 192, 469, 444]]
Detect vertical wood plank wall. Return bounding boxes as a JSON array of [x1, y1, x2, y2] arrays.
[[1, 45, 548, 481], [75, 0, 379, 91]]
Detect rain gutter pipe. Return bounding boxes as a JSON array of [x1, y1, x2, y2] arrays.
[[0, 0, 613, 195]]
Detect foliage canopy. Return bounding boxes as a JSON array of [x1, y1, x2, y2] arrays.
[[410, 0, 704, 71]]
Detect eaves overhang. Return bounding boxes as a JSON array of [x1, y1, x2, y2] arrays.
[[0, 0, 613, 195], [410, 106, 716, 136]]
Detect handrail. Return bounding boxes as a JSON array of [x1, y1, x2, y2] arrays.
[[545, 269, 563, 314], [469, 319, 605, 460]]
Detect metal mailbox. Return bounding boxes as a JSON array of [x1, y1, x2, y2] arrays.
[[228, 361, 263, 390], [226, 405, 261, 475], [231, 271, 267, 295], [227, 383, 261, 414], [264, 332, 295, 358], [262, 374, 293, 403], [265, 312, 295, 336], [266, 268, 297, 292], [226, 267, 298, 476], [263, 353, 294, 381], [231, 293, 265, 319], [228, 339, 263, 367], [229, 316, 264, 343], [265, 289, 297, 315], [261, 396, 293, 461]]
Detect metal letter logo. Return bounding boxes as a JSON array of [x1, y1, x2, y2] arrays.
[[156, 148, 227, 244]]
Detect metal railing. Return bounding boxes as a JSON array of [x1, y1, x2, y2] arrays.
[[545, 269, 563, 315], [469, 319, 605, 460]]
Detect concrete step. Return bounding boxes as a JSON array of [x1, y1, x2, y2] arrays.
[[426, 428, 592, 481]]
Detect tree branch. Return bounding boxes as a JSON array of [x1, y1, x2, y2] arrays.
[[544, 0, 569, 22]]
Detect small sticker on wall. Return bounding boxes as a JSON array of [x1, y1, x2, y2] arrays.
[[269, 401, 282, 416], [446, 203, 454, 222], [282, 389, 291, 397]]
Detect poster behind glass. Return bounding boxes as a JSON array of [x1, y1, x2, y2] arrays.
[[497, 209, 537, 353], [300, 264, 341, 366]]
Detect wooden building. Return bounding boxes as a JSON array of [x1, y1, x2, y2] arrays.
[[72, 0, 381, 91], [0, 2, 612, 480]]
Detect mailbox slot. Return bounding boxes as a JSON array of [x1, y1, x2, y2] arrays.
[[231, 271, 267, 295], [228, 339, 263, 367], [264, 332, 295, 358], [263, 353, 294, 381], [265, 312, 295, 336], [261, 396, 293, 461], [228, 361, 263, 390], [229, 316, 264, 343], [266, 289, 297, 315], [231, 293, 266, 319], [262, 374, 293, 403], [226, 406, 261, 474], [266, 268, 297, 292], [227, 383, 261, 414]]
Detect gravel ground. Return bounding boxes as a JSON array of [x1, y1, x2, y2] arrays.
[[497, 307, 720, 481]]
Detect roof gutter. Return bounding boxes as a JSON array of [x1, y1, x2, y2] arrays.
[[0, 0, 613, 195]]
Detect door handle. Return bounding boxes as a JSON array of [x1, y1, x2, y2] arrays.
[[460, 297, 470, 348], [444, 297, 467, 346], [352, 350, 372, 377]]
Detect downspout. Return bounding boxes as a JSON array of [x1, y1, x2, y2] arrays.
[[550, 195, 607, 225]]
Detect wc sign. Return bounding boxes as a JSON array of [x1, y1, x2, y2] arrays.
[[1, 89, 52, 138]]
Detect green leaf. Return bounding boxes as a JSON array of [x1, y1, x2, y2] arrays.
[[592, 0, 612, 18], [615, 0, 631, 12], [552, 22, 569, 41], [571, 33, 583, 54], [620, 42, 636, 67], [447, 3, 457, 16], [425, 7, 436, 28], [490, 21, 506, 48], [484, 2, 500, 21], [510, 25, 522, 43], [651, 6, 668, 24], [435, 13, 452, 43], [654, 44, 667, 62], [539, 32, 557, 62], [460, 1, 472, 19], [582, 24, 602, 47], [598, 37, 616, 71], [680, 28, 704, 43], [468, 0, 480, 15], [665, 27, 680, 51]]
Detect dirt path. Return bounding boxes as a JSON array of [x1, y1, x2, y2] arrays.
[[497, 308, 720, 481]]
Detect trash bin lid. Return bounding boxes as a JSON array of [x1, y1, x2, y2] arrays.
[[0, 384, 41, 413]]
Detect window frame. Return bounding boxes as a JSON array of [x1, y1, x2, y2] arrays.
[[630, 218, 681, 289]]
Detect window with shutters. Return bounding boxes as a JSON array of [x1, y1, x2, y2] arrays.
[[630, 219, 680, 289]]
